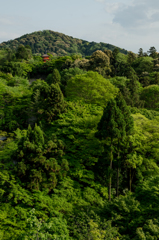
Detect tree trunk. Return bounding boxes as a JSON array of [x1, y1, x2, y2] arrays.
[[129, 168, 132, 192], [116, 165, 119, 197], [116, 145, 120, 197], [109, 160, 112, 202], [109, 143, 113, 202]]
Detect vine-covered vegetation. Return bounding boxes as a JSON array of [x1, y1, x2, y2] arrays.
[[0, 43, 159, 239]]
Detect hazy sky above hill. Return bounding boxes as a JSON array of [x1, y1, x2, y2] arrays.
[[0, 0, 158, 53]]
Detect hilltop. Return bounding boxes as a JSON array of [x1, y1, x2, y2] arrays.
[[0, 30, 128, 56], [1, 28, 159, 239]]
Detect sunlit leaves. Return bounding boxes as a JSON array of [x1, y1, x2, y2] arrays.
[[66, 71, 118, 107]]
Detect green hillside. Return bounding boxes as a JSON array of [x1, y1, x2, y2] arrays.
[[0, 30, 128, 56], [1, 41, 159, 239]]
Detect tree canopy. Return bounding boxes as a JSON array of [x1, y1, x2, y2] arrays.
[[1, 43, 159, 239], [66, 71, 118, 107]]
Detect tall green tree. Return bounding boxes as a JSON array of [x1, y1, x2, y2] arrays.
[[138, 48, 144, 57], [115, 93, 134, 196], [112, 48, 119, 60], [46, 68, 61, 85], [125, 67, 144, 108], [127, 51, 136, 65], [95, 99, 126, 201], [110, 48, 120, 76]]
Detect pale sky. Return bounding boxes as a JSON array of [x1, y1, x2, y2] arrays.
[[0, 0, 159, 53]]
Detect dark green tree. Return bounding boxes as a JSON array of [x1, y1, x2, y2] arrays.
[[12, 124, 69, 192], [5, 48, 16, 62], [148, 46, 157, 58], [31, 80, 66, 123], [95, 99, 126, 201], [125, 67, 144, 108], [115, 93, 134, 196], [15, 44, 32, 60], [139, 73, 150, 87], [45, 83, 66, 123], [110, 48, 120, 77], [46, 68, 61, 85], [127, 51, 136, 65], [143, 52, 148, 57], [138, 48, 144, 57], [112, 48, 119, 60]]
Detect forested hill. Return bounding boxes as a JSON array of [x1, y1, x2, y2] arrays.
[[0, 30, 128, 56], [1, 38, 159, 238]]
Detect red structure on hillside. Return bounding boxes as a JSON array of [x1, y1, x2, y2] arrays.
[[42, 54, 50, 62]]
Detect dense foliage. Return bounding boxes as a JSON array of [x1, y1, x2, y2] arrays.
[[0, 42, 159, 239], [0, 30, 128, 57]]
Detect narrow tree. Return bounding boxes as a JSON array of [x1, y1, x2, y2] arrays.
[[111, 48, 120, 76], [138, 48, 144, 57], [112, 48, 119, 60], [95, 99, 125, 201], [46, 68, 61, 85], [125, 67, 144, 108], [115, 93, 134, 196], [127, 51, 136, 65]]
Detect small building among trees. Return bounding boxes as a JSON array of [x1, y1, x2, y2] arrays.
[[42, 54, 50, 62]]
